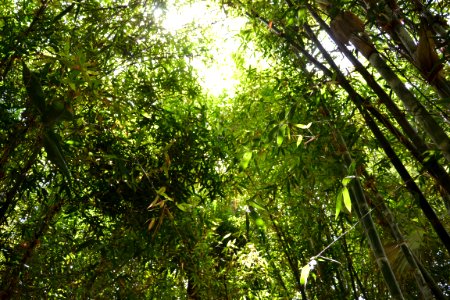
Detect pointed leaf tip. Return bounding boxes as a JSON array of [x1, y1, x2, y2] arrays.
[[300, 264, 311, 285], [343, 187, 351, 213]]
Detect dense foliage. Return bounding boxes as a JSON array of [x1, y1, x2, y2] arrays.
[[0, 0, 449, 299]]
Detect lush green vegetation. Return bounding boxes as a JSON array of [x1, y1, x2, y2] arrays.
[[1, 0, 449, 299]]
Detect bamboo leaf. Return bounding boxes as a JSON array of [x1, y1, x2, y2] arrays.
[[277, 135, 283, 146], [335, 189, 343, 219], [343, 187, 351, 213], [247, 200, 266, 211], [240, 151, 252, 169], [342, 176, 355, 186], [148, 218, 156, 231], [300, 264, 311, 285], [22, 62, 46, 114], [294, 122, 312, 129], [147, 195, 160, 209], [43, 130, 71, 178], [296, 134, 303, 147], [175, 202, 191, 212]]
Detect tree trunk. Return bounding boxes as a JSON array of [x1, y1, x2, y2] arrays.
[[308, 6, 450, 164], [363, 0, 450, 100], [362, 175, 437, 299], [302, 23, 450, 256], [307, 7, 450, 199], [333, 126, 405, 299]]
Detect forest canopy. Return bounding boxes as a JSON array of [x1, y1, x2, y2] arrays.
[[0, 0, 449, 299]]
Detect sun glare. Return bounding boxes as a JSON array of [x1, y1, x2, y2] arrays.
[[155, 1, 254, 97], [155, 2, 355, 98]]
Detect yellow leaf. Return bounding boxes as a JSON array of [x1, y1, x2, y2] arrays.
[[147, 195, 160, 209], [294, 122, 312, 129], [148, 218, 156, 231], [300, 264, 311, 285]]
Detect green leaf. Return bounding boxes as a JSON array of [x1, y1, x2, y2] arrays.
[[348, 161, 356, 174], [240, 151, 252, 169], [294, 122, 312, 129], [255, 218, 265, 228], [176, 202, 191, 212], [157, 186, 166, 195], [300, 264, 311, 285], [297, 8, 307, 23], [342, 176, 355, 186], [335, 189, 343, 219], [277, 125, 286, 146], [296, 134, 303, 147], [343, 187, 351, 213], [43, 130, 71, 178], [222, 233, 232, 240], [22, 62, 46, 114], [249, 207, 266, 230], [277, 135, 283, 146], [247, 200, 266, 211]]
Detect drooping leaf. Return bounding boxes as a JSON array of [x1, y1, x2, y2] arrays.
[[43, 130, 71, 178], [22, 62, 46, 114], [335, 189, 343, 219], [342, 187, 352, 213], [147, 218, 157, 231], [296, 134, 303, 147], [43, 100, 74, 125], [300, 264, 311, 285]]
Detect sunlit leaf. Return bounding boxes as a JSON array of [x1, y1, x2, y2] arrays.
[[342, 176, 355, 186], [277, 135, 283, 146], [296, 134, 303, 147], [297, 8, 307, 22], [240, 151, 252, 169], [294, 122, 312, 129], [343, 187, 351, 213], [255, 218, 265, 228], [300, 264, 311, 285], [222, 233, 232, 240]]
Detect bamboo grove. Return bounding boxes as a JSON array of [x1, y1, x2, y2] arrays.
[[0, 0, 449, 299]]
